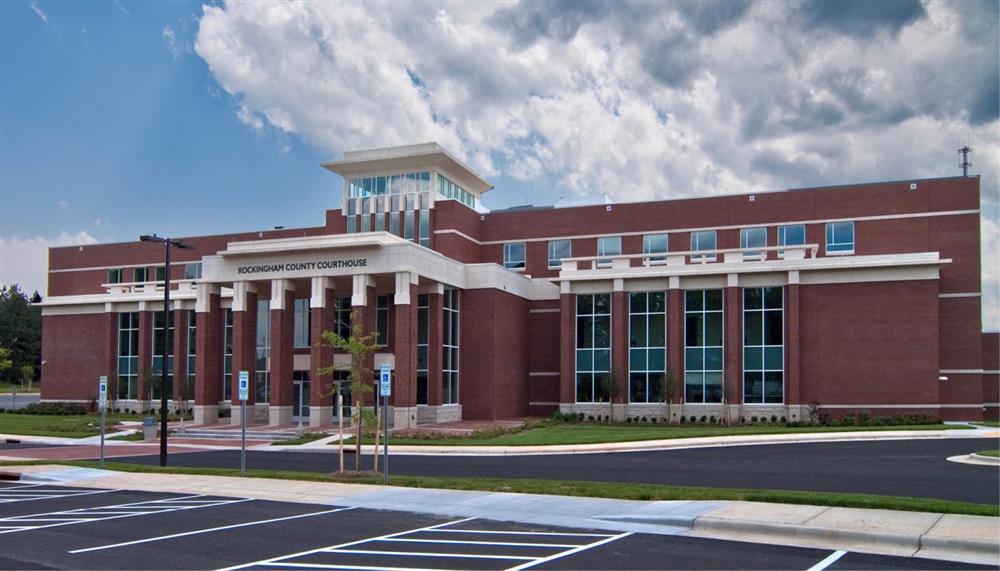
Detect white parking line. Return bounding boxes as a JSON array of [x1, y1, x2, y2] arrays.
[[0, 494, 251, 534], [69, 507, 357, 553], [807, 550, 848, 571], [0, 487, 115, 504], [219, 517, 634, 571]]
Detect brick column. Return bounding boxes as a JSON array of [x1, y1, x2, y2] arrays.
[[393, 275, 419, 428], [103, 312, 117, 408], [194, 285, 222, 424], [172, 308, 187, 403], [786, 278, 802, 421], [611, 288, 628, 420], [559, 289, 576, 408], [231, 283, 257, 425], [427, 288, 444, 408], [724, 280, 742, 422], [352, 274, 376, 407], [309, 277, 334, 427], [269, 281, 295, 426], [667, 282, 684, 420], [137, 310, 154, 409]]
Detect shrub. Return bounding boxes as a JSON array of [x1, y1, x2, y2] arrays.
[[709, 416, 717, 424], [770, 415, 777, 423], [699, 415, 707, 423]]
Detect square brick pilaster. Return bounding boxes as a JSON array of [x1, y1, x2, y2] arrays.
[[194, 291, 222, 424], [268, 287, 295, 425], [231, 291, 258, 424], [559, 292, 576, 406]]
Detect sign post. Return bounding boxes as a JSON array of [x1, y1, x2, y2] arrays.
[[98, 376, 108, 468], [379, 363, 391, 485], [238, 371, 249, 477]]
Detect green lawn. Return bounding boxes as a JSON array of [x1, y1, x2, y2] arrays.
[[975, 449, 1000, 457], [270, 433, 327, 446], [973, 420, 1000, 428], [0, 459, 993, 517], [0, 385, 39, 394], [0, 413, 125, 438], [348, 423, 969, 447]]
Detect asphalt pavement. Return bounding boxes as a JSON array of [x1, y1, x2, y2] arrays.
[[0, 482, 987, 570], [107, 437, 999, 504]]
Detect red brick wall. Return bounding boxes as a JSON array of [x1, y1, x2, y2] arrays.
[[798, 280, 940, 408], [41, 313, 109, 401], [459, 289, 530, 420], [983, 333, 999, 421]]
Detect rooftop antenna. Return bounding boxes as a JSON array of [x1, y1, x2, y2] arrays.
[[958, 145, 972, 177]]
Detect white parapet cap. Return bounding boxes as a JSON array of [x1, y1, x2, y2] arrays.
[[321, 141, 494, 195], [217, 232, 402, 257]]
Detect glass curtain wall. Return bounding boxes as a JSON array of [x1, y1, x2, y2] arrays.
[[416, 294, 429, 405], [576, 293, 611, 402], [442, 288, 460, 404], [293, 298, 310, 349], [684, 290, 723, 403], [743, 287, 784, 403], [255, 300, 270, 403], [629, 292, 666, 403], [185, 312, 196, 399], [375, 296, 390, 345], [333, 297, 352, 338], [223, 309, 233, 401], [117, 312, 139, 400], [151, 310, 174, 400]]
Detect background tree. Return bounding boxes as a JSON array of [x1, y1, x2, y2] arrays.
[[0, 285, 42, 387], [658, 371, 679, 424], [19, 364, 34, 391], [315, 309, 382, 474], [0, 347, 12, 374], [598, 372, 623, 423]]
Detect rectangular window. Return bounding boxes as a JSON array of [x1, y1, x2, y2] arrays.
[[548, 239, 572, 268], [417, 294, 429, 405], [223, 308, 233, 402], [575, 293, 612, 403], [185, 312, 196, 398], [596, 236, 621, 267], [503, 242, 526, 269], [642, 234, 669, 263], [743, 287, 784, 404], [133, 267, 148, 283], [418, 209, 430, 247], [346, 216, 356, 234], [777, 224, 806, 257], [293, 298, 310, 349], [684, 289, 723, 403], [374, 212, 384, 232], [333, 297, 352, 339], [155, 266, 167, 282], [375, 295, 390, 346], [389, 211, 400, 236], [690, 230, 717, 262], [152, 310, 174, 401], [740, 227, 767, 260], [360, 214, 371, 232], [183, 263, 202, 280], [826, 221, 854, 254], [255, 300, 270, 403], [442, 288, 460, 405], [404, 211, 415, 241], [628, 292, 666, 403], [107, 268, 123, 284], [116, 312, 139, 400]]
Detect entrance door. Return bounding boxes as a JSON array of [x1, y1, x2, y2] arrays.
[[292, 372, 310, 422]]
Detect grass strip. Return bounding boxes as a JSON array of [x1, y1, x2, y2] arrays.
[[973, 421, 1000, 428], [0, 459, 994, 518], [975, 449, 999, 457], [344, 423, 970, 447], [270, 433, 327, 446]]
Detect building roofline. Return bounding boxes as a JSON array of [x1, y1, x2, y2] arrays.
[[321, 142, 494, 195]]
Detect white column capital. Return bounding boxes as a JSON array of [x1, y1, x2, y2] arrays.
[[788, 270, 800, 285], [726, 273, 739, 288], [613, 278, 624, 292], [232, 281, 258, 312], [352, 274, 376, 307], [394, 272, 413, 305], [270, 278, 295, 310], [668, 276, 680, 290], [560, 280, 571, 294], [196, 283, 220, 313], [421, 282, 445, 296], [310, 276, 334, 308]]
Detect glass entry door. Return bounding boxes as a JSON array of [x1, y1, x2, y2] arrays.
[[292, 371, 310, 421]]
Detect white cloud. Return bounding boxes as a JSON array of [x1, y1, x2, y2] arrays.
[[0, 231, 98, 297], [162, 25, 191, 60], [29, 2, 48, 24], [94, 216, 109, 228], [56, 200, 69, 211], [193, 1, 998, 327]]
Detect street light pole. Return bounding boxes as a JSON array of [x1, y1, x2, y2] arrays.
[[140, 234, 194, 467]]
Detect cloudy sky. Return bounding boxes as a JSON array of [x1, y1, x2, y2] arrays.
[[1, 0, 998, 327]]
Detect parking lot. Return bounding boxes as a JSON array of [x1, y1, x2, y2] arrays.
[[0, 481, 988, 570]]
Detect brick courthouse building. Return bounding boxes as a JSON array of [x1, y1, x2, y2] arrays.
[[39, 143, 998, 426]]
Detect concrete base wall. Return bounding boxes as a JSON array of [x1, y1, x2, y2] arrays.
[[416, 404, 462, 424]]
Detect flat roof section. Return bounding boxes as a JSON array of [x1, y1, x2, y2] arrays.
[[321, 142, 494, 195]]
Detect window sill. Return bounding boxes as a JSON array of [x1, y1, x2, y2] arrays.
[[825, 250, 854, 256]]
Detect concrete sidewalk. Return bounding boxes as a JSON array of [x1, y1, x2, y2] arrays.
[[3, 464, 997, 566]]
